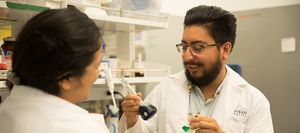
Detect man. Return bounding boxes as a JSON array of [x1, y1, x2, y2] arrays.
[[119, 5, 273, 133]]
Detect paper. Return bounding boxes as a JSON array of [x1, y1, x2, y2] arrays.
[[281, 37, 296, 53]]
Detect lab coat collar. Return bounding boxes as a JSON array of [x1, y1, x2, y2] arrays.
[[211, 65, 249, 130]]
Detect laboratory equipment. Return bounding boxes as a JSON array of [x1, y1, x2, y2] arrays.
[[103, 67, 118, 111], [182, 125, 196, 133], [120, 78, 157, 120]]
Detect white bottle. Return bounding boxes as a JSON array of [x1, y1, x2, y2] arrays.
[[134, 53, 144, 77]]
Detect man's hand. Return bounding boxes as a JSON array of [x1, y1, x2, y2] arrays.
[[189, 115, 224, 133], [121, 92, 142, 129]]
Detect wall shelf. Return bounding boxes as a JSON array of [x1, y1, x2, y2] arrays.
[[91, 15, 167, 32], [0, 76, 166, 88], [0, 1, 168, 32], [94, 77, 165, 85]]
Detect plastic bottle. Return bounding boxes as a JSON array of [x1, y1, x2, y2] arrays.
[[105, 104, 119, 133], [134, 53, 144, 77], [1, 37, 14, 70], [100, 41, 109, 78]]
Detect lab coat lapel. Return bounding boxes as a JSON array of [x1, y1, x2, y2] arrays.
[[165, 72, 190, 132], [211, 70, 242, 131]]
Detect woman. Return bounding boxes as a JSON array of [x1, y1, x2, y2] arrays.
[[0, 7, 109, 133]]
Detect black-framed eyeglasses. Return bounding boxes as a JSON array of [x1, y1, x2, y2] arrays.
[[176, 42, 221, 55]]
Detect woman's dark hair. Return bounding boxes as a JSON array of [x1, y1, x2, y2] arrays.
[[184, 5, 237, 51], [9, 7, 101, 95]]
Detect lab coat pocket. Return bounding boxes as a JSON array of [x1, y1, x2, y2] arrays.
[[228, 107, 248, 132]]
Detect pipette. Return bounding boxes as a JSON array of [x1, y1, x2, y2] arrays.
[[103, 67, 118, 111], [120, 78, 157, 120]]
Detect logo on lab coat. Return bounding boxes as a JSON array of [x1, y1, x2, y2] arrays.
[[233, 107, 247, 118]]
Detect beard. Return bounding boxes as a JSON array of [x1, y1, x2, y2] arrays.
[[184, 57, 222, 87]]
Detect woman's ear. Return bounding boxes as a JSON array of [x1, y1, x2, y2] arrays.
[[58, 77, 81, 103], [58, 77, 80, 91], [58, 78, 72, 91], [221, 42, 232, 60]]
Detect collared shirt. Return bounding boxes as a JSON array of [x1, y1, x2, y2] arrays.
[[188, 71, 229, 117]]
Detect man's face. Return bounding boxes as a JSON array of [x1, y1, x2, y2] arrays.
[[181, 25, 223, 87]]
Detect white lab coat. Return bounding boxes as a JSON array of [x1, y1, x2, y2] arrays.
[[0, 85, 109, 133], [119, 65, 274, 133]]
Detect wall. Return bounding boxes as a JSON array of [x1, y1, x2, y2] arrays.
[[229, 4, 300, 133], [144, 4, 300, 132], [143, 15, 184, 73]]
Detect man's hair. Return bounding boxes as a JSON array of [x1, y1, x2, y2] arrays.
[[184, 5, 237, 51], [11, 7, 101, 95]]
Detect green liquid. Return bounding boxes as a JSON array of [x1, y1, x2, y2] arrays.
[[182, 125, 190, 132]]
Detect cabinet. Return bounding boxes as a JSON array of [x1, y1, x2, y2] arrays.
[[0, 0, 169, 100]]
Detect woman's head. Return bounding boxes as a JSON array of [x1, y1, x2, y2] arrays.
[[12, 7, 102, 99]]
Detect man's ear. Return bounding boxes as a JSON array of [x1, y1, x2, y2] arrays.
[[221, 42, 232, 60]]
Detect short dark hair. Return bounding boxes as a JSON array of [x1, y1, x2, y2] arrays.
[[10, 7, 101, 95], [184, 5, 237, 51]]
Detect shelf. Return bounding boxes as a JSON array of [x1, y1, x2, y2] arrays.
[[0, 77, 165, 88], [67, 2, 168, 32], [0, 2, 40, 28], [1, 1, 49, 12], [88, 76, 165, 101], [0, 1, 168, 32], [94, 77, 165, 85], [90, 15, 167, 32]]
